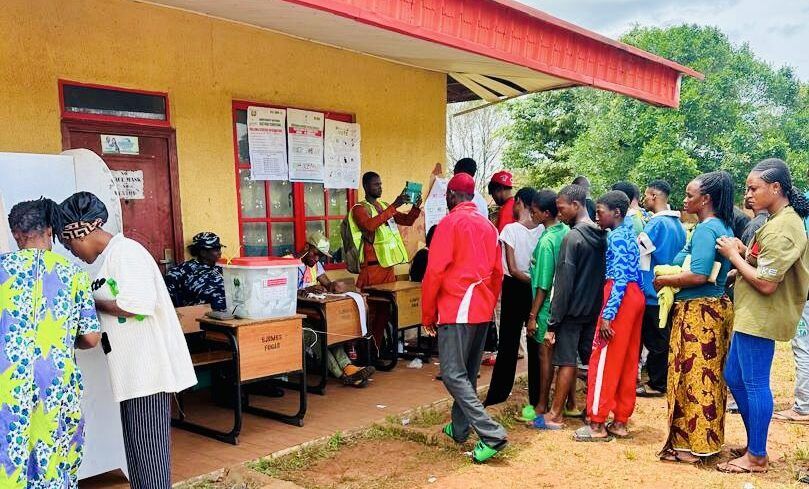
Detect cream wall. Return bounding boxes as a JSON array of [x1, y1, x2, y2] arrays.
[[0, 0, 446, 252]]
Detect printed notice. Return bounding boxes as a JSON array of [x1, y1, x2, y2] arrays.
[[324, 119, 361, 189], [424, 177, 449, 231], [247, 106, 288, 181], [112, 170, 145, 200], [287, 108, 325, 182], [101, 135, 139, 155]]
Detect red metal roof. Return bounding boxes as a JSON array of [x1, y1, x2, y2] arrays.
[[283, 0, 702, 107]]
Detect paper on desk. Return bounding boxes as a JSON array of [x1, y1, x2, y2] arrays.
[[343, 291, 367, 336]]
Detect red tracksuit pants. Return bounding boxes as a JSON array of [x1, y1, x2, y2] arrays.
[[586, 280, 645, 424]]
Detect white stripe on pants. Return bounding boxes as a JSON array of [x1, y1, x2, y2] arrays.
[[120, 392, 172, 489]]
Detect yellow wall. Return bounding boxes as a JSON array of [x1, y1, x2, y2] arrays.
[[0, 0, 446, 253]]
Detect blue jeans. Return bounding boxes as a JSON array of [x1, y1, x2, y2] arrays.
[[723, 331, 775, 457]]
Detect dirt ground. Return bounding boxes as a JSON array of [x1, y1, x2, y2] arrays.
[[182, 343, 809, 489]]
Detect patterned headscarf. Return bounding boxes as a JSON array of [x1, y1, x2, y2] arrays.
[[58, 192, 108, 241]]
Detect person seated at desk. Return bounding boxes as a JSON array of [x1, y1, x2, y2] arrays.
[[294, 232, 375, 388], [165, 232, 226, 312]]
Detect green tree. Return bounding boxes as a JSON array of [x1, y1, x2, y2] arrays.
[[503, 24, 808, 202]]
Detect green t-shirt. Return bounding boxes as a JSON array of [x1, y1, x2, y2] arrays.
[[734, 206, 809, 341], [529, 222, 570, 341]]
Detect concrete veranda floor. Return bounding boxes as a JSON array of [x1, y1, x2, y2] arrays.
[[80, 358, 518, 487]]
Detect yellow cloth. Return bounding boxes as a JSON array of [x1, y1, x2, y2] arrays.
[[654, 265, 682, 328]]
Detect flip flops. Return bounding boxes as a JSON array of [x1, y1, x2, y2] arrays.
[[716, 461, 768, 474], [563, 408, 584, 418], [773, 409, 809, 425], [531, 416, 564, 430], [573, 426, 614, 442], [636, 384, 665, 398], [659, 448, 699, 465]]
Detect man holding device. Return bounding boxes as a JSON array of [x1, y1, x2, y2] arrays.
[[348, 171, 421, 343]]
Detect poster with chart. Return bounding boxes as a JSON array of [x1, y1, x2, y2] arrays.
[[287, 108, 325, 182], [324, 119, 361, 189], [247, 106, 288, 181], [424, 177, 449, 231]]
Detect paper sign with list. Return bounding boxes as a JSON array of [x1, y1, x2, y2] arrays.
[[112, 170, 145, 200], [324, 119, 361, 189], [287, 108, 325, 182]]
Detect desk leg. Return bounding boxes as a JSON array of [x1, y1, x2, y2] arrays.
[[244, 335, 307, 427], [171, 329, 242, 445], [374, 294, 399, 371]]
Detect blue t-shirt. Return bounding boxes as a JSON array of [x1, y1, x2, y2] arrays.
[[640, 213, 687, 304], [673, 218, 733, 300]]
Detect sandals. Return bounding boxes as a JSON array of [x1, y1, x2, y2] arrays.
[[605, 421, 630, 439], [773, 409, 809, 425], [563, 408, 584, 418], [659, 448, 699, 465], [573, 426, 614, 442]]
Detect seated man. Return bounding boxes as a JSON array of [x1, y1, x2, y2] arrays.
[[165, 232, 226, 311], [294, 232, 375, 388]]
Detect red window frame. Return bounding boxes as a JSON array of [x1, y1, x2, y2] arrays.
[[58, 79, 171, 127], [232, 100, 357, 270]]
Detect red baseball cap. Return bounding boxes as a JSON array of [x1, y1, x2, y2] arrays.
[[447, 173, 476, 194], [490, 171, 513, 187]]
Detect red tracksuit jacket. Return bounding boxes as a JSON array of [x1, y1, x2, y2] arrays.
[[421, 201, 503, 326]]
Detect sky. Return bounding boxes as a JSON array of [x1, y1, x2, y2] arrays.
[[520, 0, 809, 80]]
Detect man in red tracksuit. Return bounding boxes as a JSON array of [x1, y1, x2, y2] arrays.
[[422, 173, 507, 463]]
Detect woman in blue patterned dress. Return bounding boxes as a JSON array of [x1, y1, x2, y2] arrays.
[[0, 199, 100, 488]]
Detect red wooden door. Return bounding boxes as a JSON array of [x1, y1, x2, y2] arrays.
[[63, 124, 181, 273]]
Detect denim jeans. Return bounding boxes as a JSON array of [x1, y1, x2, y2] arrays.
[[724, 331, 776, 457]]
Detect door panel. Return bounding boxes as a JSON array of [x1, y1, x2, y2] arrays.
[[65, 129, 178, 273]]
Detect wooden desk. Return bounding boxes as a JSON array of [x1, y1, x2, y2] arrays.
[[364, 281, 431, 370], [296, 294, 371, 395], [172, 314, 307, 445], [364, 282, 422, 329]]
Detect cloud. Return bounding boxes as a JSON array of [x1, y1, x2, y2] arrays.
[[521, 0, 809, 79]]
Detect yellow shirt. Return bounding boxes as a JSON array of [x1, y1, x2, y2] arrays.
[[733, 206, 809, 341]]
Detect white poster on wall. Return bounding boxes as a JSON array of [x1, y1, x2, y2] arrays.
[[324, 119, 361, 189], [247, 106, 288, 181], [424, 177, 449, 231], [112, 170, 145, 199], [287, 108, 325, 182]]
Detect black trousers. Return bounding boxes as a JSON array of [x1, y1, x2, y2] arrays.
[[641, 304, 671, 392], [484, 275, 533, 406]]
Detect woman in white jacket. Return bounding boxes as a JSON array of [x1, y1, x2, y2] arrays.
[[57, 192, 196, 489]]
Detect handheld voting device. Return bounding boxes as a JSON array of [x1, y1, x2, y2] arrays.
[[403, 181, 423, 203]]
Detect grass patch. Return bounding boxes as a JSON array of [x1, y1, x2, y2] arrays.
[[492, 402, 522, 430], [793, 444, 809, 462], [408, 407, 446, 428], [251, 431, 346, 477], [623, 448, 637, 461]]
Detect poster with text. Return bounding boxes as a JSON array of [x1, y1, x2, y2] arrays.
[[247, 106, 288, 181], [324, 119, 361, 189], [287, 108, 325, 182], [424, 177, 449, 231]]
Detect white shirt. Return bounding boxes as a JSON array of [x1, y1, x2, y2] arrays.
[[94, 234, 197, 402], [473, 191, 489, 218], [500, 222, 544, 277]]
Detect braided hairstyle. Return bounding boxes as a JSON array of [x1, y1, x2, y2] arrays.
[[752, 158, 809, 218], [8, 198, 62, 240], [695, 171, 735, 227]]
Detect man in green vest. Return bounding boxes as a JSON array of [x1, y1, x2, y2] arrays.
[[350, 171, 421, 343]]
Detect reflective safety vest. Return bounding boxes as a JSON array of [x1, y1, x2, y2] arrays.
[[348, 200, 409, 268]]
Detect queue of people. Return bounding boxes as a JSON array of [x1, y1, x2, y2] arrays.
[[421, 157, 809, 471], [4, 154, 809, 487]]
